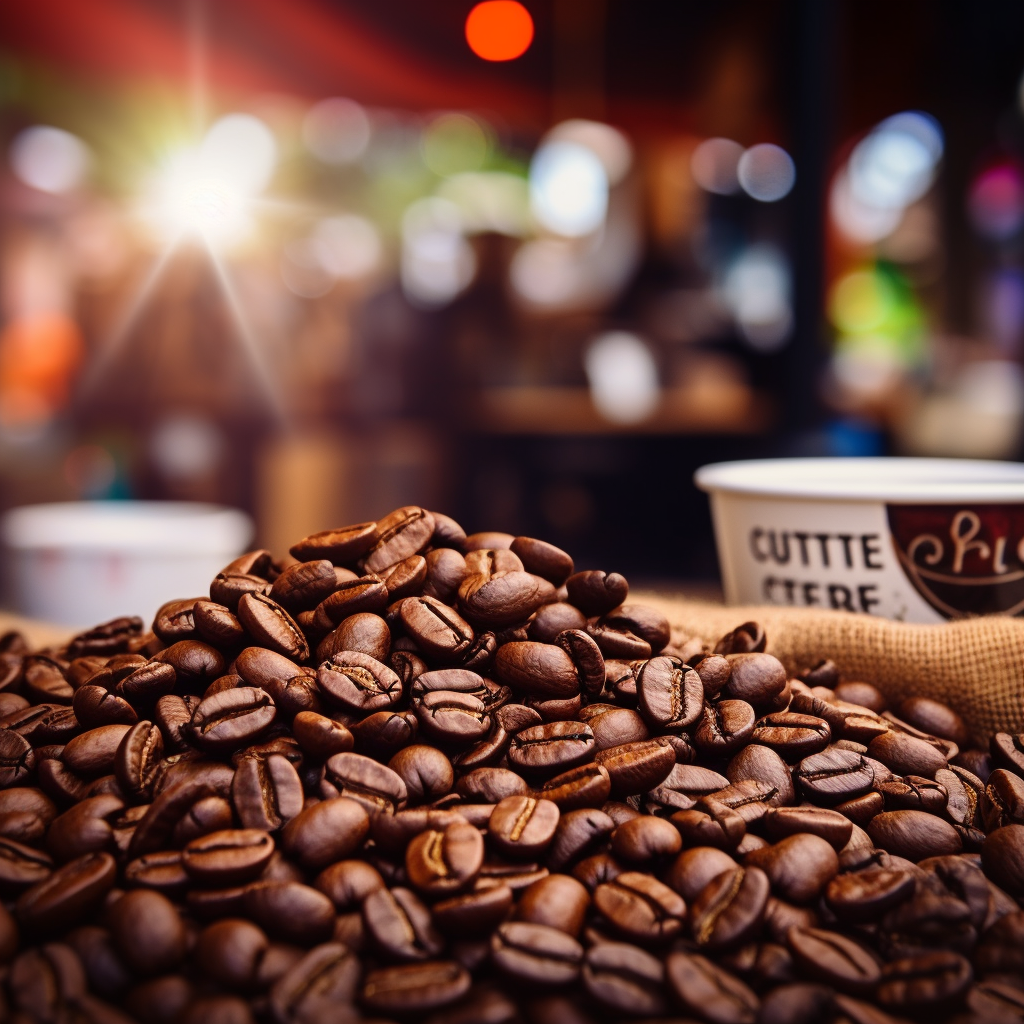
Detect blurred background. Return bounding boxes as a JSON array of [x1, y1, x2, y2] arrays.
[[1, 0, 1023, 599]]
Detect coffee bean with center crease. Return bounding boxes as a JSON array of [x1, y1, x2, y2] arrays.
[[152, 640, 225, 688], [795, 748, 875, 805], [268, 559, 338, 613], [237, 594, 308, 662], [324, 752, 408, 815], [405, 819, 484, 897], [493, 641, 580, 700], [316, 651, 402, 713], [726, 745, 795, 807], [694, 700, 756, 756], [593, 870, 687, 943], [268, 942, 360, 1020], [15, 851, 116, 935], [388, 744, 453, 803], [0, 731, 36, 788], [62, 725, 132, 778], [457, 571, 555, 628], [231, 753, 303, 832], [868, 731, 948, 779], [361, 959, 470, 1015], [745, 833, 839, 904], [689, 865, 769, 950], [824, 867, 916, 923], [188, 689, 276, 753], [877, 951, 973, 1010], [507, 721, 595, 780], [414, 690, 492, 746], [399, 598, 475, 663], [290, 522, 377, 564], [314, 576, 389, 629], [72, 686, 137, 729], [491, 920, 583, 985], [361, 507, 435, 575], [637, 656, 703, 731], [867, 810, 962, 861], [595, 738, 676, 797], [666, 951, 759, 1024], [489, 795, 560, 860], [363, 884, 443, 960], [540, 762, 612, 811], [0, 836, 53, 893], [751, 713, 831, 761], [115, 662, 177, 705], [786, 927, 881, 994], [243, 880, 335, 945], [762, 806, 852, 849]]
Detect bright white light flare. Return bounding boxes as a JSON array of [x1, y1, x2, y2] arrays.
[[584, 331, 660, 424], [9, 126, 89, 194], [530, 141, 609, 237]]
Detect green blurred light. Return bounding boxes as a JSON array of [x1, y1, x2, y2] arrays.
[[421, 114, 490, 178]]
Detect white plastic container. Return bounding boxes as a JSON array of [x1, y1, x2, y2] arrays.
[[1, 502, 254, 628], [694, 457, 1024, 623]]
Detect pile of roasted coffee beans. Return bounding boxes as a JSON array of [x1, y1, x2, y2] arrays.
[[1, 505, 1023, 1024]]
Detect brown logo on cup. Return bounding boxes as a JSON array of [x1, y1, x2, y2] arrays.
[[887, 504, 1024, 618]]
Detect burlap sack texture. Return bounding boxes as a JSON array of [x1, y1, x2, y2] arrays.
[[638, 594, 1024, 746]]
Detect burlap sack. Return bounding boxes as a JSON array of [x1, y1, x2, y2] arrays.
[[638, 594, 1024, 746]]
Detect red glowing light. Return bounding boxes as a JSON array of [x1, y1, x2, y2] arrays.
[[465, 1, 534, 62]]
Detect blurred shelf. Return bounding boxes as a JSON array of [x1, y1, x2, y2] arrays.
[[473, 385, 774, 435]]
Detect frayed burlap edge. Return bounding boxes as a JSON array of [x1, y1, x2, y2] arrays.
[[636, 594, 1024, 746]]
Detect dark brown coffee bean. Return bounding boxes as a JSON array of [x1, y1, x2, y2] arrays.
[[458, 570, 555, 628], [644, 762, 730, 814], [171, 794, 232, 849], [762, 806, 852, 849], [182, 829, 274, 885], [671, 799, 746, 851], [581, 940, 666, 1016], [406, 820, 483, 897], [111, 722, 161, 804], [210, 574, 271, 614], [690, 865, 769, 950], [692, 654, 731, 699], [290, 523, 377, 564], [877, 950, 972, 1010], [1, 703, 79, 745], [361, 959, 470, 1015], [506, 721, 594, 780], [981, 824, 1024, 897], [315, 577, 390, 635], [981, 768, 1024, 830], [546, 809, 615, 873], [796, 748, 875, 805], [586, 615, 652, 660], [665, 951, 759, 1023], [192, 918, 269, 991], [491, 920, 583, 984], [565, 571, 628, 616], [0, 835, 53, 893], [237, 594, 308, 661], [610, 815, 682, 865], [362, 507, 435, 574], [115, 662, 177, 705], [492, 641, 580, 700], [269, 559, 338, 612], [745, 833, 839, 904], [456, 767, 529, 804], [723, 653, 787, 709], [21, 655, 74, 704], [123, 850, 189, 898], [316, 651, 401, 713], [415, 690, 492, 746], [290, 710, 353, 761], [363, 884, 443, 960], [751, 713, 831, 761], [399, 597, 474, 662], [0, 730, 36, 789], [191, 600, 246, 647], [350, 709, 418, 760], [61, 724, 131, 779], [594, 738, 675, 797], [868, 731, 947, 780], [242, 880, 335, 945], [231, 753, 303, 831], [0, 787, 57, 846], [833, 680, 886, 712], [8, 942, 88, 1019], [526, 603, 585, 646], [184, 687, 275, 753], [106, 888, 185, 976], [489, 796, 560, 859], [694, 700, 756, 756], [867, 810, 962, 861], [824, 866, 916, 925], [16, 851, 116, 934], [268, 941, 360, 1020], [786, 926, 881, 994], [510, 536, 574, 585], [153, 640, 225, 688], [72, 686, 137, 729], [388, 745, 453, 803], [665, 846, 737, 903], [539, 762, 612, 810], [324, 752, 408, 815], [637, 656, 703, 731], [705, 778, 780, 825], [593, 870, 686, 943], [45, 793, 124, 863]]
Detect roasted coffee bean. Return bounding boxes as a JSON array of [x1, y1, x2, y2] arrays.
[[400, 597, 475, 662], [664, 846, 736, 903], [115, 662, 176, 705], [388, 744, 453, 803], [786, 927, 881, 994], [867, 810, 962, 861], [406, 820, 484, 897], [587, 615, 652, 661], [671, 799, 746, 850], [869, 731, 948, 779], [610, 814, 682, 865], [796, 748, 875, 804], [751, 712, 831, 761], [593, 870, 686, 943], [324, 752, 408, 814], [876, 950, 973, 1010], [489, 796, 560, 859], [189, 688, 276, 752], [290, 523, 377, 564], [981, 767, 1024, 830], [644, 762, 730, 814], [690, 865, 769, 950], [723, 653, 787, 709], [0, 730, 36, 788], [665, 951, 759, 1023], [291, 710, 353, 760], [762, 806, 852, 849], [492, 641, 580, 700], [745, 833, 839, 904], [153, 640, 225, 688], [833, 680, 886, 712], [317, 651, 402, 713], [539, 762, 612, 810], [363, 884, 443, 960], [182, 830, 274, 886], [981, 824, 1024, 896], [582, 940, 667, 1016], [230, 753, 303, 832], [507, 721, 595, 779], [362, 959, 470, 1015], [72, 686, 137, 729], [242, 880, 335, 945], [595, 738, 675, 797], [824, 866, 916, 923], [509, 536, 574, 586], [415, 690, 492, 745], [350, 709, 418, 760], [879, 775, 949, 814], [16, 851, 116, 934], [107, 888, 186, 976], [457, 767, 529, 804], [458, 570, 555, 628], [237, 593, 308, 661], [491, 920, 583, 984], [636, 656, 703, 731], [46, 793, 124, 863], [694, 700, 756, 756], [528, 602, 587, 644]]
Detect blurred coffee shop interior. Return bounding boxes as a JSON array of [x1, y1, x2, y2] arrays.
[[1, 0, 1024, 583]]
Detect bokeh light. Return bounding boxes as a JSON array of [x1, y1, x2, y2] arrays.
[[401, 197, 476, 307], [722, 244, 792, 351], [9, 125, 89, 194], [421, 113, 490, 178], [281, 239, 336, 298], [529, 141, 608, 237], [584, 331, 660, 424], [968, 162, 1024, 241], [302, 98, 371, 165], [737, 144, 795, 202], [829, 168, 902, 244], [313, 215, 382, 280], [64, 444, 117, 499], [465, 1, 534, 62], [546, 120, 633, 186], [690, 138, 744, 196], [150, 414, 225, 481], [848, 112, 942, 211]]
